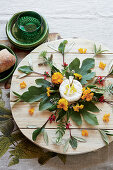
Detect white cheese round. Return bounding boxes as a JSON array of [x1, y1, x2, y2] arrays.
[[59, 76, 83, 102]]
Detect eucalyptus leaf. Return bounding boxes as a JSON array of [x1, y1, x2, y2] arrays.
[[69, 136, 77, 149], [18, 66, 33, 74], [99, 129, 109, 145], [43, 130, 49, 145], [63, 139, 70, 153]]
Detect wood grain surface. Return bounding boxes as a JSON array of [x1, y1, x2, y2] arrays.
[[10, 38, 113, 155], [1, 0, 113, 169]]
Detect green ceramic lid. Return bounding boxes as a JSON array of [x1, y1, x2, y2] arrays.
[[6, 11, 49, 50], [0, 45, 17, 83]]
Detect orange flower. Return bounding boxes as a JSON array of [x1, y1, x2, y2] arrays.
[[20, 81, 27, 89], [103, 113, 110, 123], [99, 62, 106, 70], [74, 73, 82, 80], [82, 130, 88, 136], [46, 87, 51, 97], [29, 108, 34, 116], [81, 87, 94, 101], [78, 48, 87, 54], [57, 98, 68, 111], [52, 72, 63, 84], [73, 104, 84, 112]]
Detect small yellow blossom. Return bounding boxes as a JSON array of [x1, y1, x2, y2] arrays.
[[46, 87, 51, 97], [99, 61, 106, 70], [103, 113, 110, 123], [29, 108, 34, 116], [52, 72, 63, 84], [74, 73, 82, 80], [78, 48, 87, 54], [81, 87, 94, 101], [73, 104, 84, 112], [57, 98, 68, 111], [20, 81, 27, 89], [82, 130, 88, 136]]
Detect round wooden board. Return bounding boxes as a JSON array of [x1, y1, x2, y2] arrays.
[[10, 38, 113, 155]]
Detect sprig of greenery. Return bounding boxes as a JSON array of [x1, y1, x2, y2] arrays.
[[39, 51, 53, 67], [94, 44, 108, 57], [56, 120, 66, 144]]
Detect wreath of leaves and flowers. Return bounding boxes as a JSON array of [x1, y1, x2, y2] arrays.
[[13, 40, 113, 152]]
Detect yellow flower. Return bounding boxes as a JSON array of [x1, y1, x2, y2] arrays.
[[73, 104, 84, 112], [20, 81, 27, 89], [74, 73, 82, 80], [81, 87, 94, 101], [78, 48, 87, 54], [103, 113, 110, 123], [57, 98, 68, 111], [29, 108, 34, 116], [52, 72, 63, 84], [46, 87, 51, 97], [99, 61, 106, 70], [82, 130, 88, 136]]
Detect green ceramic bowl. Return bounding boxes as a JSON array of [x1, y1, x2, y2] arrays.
[[0, 45, 17, 83], [6, 11, 49, 50]]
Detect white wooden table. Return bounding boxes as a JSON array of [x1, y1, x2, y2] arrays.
[[1, 0, 113, 169]]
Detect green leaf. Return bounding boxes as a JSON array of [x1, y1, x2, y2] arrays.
[[39, 96, 53, 111], [8, 156, 19, 167], [1, 119, 14, 137], [69, 136, 77, 149], [18, 66, 33, 74], [0, 107, 12, 121], [0, 136, 11, 158], [63, 139, 70, 152], [21, 86, 46, 103], [51, 65, 61, 74], [58, 40, 68, 55], [83, 102, 100, 113], [79, 58, 95, 76], [57, 154, 67, 164], [35, 79, 51, 87], [74, 136, 86, 142], [32, 127, 44, 141], [82, 111, 99, 126], [71, 110, 82, 126], [13, 91, 21, 98], [99, 129, 109, 145], [56, 110, 67, 121], [86, 85, 97, 88], [103, 130, 113, 136], [80, 72, 96, 85], [69, 58, 80, 72], [38, 152, 57, 165], [43, 130, 49, 145], [48, 104, 57, 111]]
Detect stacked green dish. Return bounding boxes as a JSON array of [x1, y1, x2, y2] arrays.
[[0, 45, 17, 82], [6, 11, 49, 50]]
